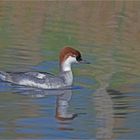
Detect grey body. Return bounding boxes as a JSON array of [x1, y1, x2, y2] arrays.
[[0, 47, 88, 89], [0, 71, 73, 89]]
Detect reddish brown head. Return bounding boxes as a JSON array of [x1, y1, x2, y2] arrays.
[[59, 47, 89, 72], [59, 47, 82, 64]]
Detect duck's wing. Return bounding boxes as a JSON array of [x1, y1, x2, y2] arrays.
[[25, 71, 56, 79], [6, 71, 56, 79]]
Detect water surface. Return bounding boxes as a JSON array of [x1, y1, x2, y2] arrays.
[[0, 1, 140, 140]]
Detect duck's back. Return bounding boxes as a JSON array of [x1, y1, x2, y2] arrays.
[[0, 71, 66, 89]]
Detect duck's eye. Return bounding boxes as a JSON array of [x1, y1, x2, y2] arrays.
[[76, 55, 82, 61]]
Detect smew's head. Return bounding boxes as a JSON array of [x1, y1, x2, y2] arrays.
[[59, 47, 89, 71]]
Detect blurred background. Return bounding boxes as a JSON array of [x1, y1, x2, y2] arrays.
[[0, 1, 140, 140]]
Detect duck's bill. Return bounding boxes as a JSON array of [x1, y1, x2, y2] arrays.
[[79, 59, 90, 64]]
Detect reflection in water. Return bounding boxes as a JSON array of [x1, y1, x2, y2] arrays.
[[94, 74, 114, 140], [0, 81, 79, 139], [13, 85, 77, 121], [0, 90, 41, 139], [94, 74, 134, 140], [56, 89, 77, 121], [0, 1, 140, 139]]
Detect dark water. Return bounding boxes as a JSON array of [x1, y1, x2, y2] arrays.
[[0, 1, 140, 140]]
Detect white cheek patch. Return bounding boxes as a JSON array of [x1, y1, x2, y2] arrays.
[[36, 73, 46, 79], [66, 56, 77, 63]]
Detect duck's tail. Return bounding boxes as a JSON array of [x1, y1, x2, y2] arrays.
[[0, 71, 7, 81]]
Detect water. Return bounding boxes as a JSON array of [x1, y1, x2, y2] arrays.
[[0, 1, 140, 140]]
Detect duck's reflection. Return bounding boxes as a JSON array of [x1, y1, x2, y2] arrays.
[[56, 89, 77, 120], [13, 85, 77, 120]]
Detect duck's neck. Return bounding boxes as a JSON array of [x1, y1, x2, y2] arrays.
[[59, 62, 73, 86], [61, 60, 72, 72]]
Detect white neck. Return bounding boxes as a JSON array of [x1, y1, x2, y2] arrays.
[[60, 62, 73, 86], [61, 61, 72, 72], [59, 56, 77, 86], [60, 56, 76, 72]]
